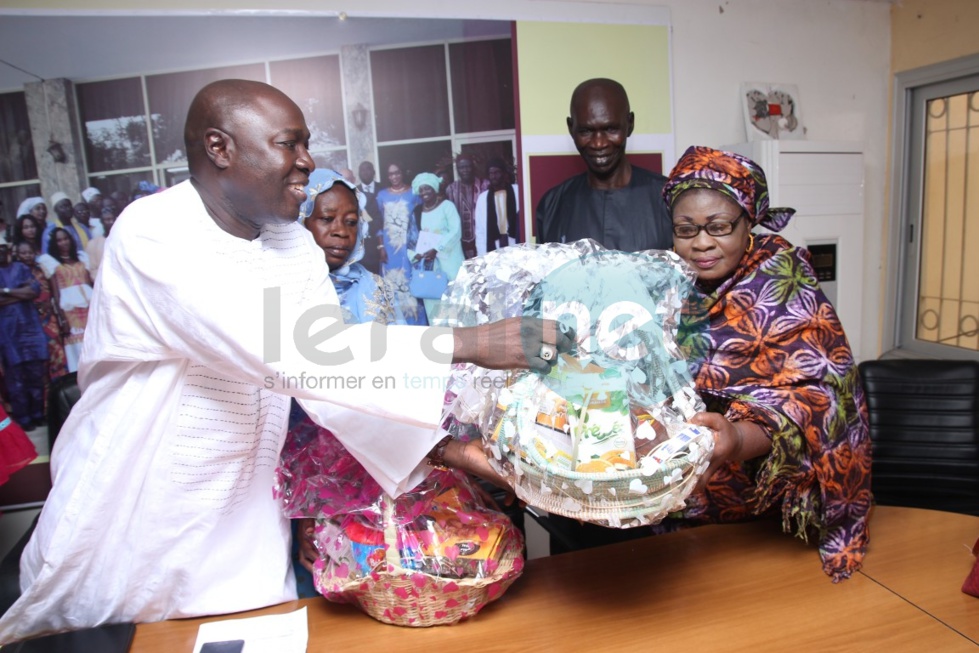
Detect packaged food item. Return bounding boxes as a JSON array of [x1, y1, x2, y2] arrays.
[[531, 425, 574, 470], [345, 519, 387, 575], [568, 369, 636, 473], [633, 410, 670, 460], [398, 486, 507, 578], [536, 390, 570, 433]]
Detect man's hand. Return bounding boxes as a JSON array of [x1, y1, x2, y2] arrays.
[[297, 518, 317, 573], [452, 316, 575, 373], [441, 438, 510, 491]]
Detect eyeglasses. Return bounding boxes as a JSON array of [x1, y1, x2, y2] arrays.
[[672, 214, 745, 239]]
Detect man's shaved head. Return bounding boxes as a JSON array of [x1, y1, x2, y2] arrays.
[[183, 78, 314, 238], [569, 78, 630, 117], [185, 79, 287, 174], [566, 78, 635, 187]]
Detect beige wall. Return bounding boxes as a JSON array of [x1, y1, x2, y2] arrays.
[[892, 0, 979, 73], [880, 0, 979, 354], [891, 0, 979, 353]]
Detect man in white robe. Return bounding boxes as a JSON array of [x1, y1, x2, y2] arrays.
[[475, 159, 521, 258], [0, 79, 567, 644]]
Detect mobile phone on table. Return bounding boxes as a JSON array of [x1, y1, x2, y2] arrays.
[[200, 640, 245, 653]]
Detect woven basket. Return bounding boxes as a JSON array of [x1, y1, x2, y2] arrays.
[[496, 418, 713, 528], [515, 454, 699, 526], [316, 498, 525, 627]]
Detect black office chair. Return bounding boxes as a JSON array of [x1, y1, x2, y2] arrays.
[[0, 513, 38, 616], [47, 372, 80, 451], [858, 359, 979, 516]]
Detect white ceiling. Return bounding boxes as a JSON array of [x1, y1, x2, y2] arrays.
[[0, 15, 510, 92]]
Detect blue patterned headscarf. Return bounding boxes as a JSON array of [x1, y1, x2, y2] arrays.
[[133, 181, 162, 198], [299, 169, 366, 273], [299, 168, 357, 221], [300, 168, 396, 324]]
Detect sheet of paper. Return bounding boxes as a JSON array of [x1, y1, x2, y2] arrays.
[[415, 229, 441, 254], [192, 607, 308, 653]]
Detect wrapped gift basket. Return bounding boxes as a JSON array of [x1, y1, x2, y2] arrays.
[[276, 422, 524, 627], [435, 240, 715, 528]]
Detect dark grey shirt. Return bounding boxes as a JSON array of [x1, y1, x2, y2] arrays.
[[535, 166, 672, 251]]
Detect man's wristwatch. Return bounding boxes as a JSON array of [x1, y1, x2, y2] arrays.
[[426, 435, 453, 470], [1, 288, 9, 295]]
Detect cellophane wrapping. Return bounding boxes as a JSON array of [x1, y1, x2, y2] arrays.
[[275, 420, 524, 626], [434, 240, 715, 528]]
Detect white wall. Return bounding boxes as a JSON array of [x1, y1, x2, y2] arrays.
[[0, 0, 893, 359], [664, 0, 890, 362]]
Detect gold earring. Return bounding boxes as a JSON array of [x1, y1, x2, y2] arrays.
[[747, 233, 755, 253]]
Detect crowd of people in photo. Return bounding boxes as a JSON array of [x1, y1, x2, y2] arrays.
[[0, 185, 133, 433], [352, 155, 522, 326]]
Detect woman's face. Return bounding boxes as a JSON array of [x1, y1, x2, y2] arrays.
[[671, 188, 751, 285], [14, 243, 35, 266], [305, 186, 360, 272], [19, 217, 37, 241], [387, 165, 403, 188], [418, 185, 436, 205], [30, 203, 47, 221], [55, 230, 72, 256]]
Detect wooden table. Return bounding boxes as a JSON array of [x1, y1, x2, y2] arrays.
[[860, 506, 979, 643], [133, 506, 979, 652]]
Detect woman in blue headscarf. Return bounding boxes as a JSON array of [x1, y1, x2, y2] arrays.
[[282, 168, 404, 597], [408, 172, 464, 322], [299, 168, 403, 325]]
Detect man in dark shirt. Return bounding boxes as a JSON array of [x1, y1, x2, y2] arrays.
[[535, 78, 672, 252], [0, 239, 46, 431]]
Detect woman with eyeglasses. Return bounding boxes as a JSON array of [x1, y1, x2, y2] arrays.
[[661, 146, 872, 583]]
